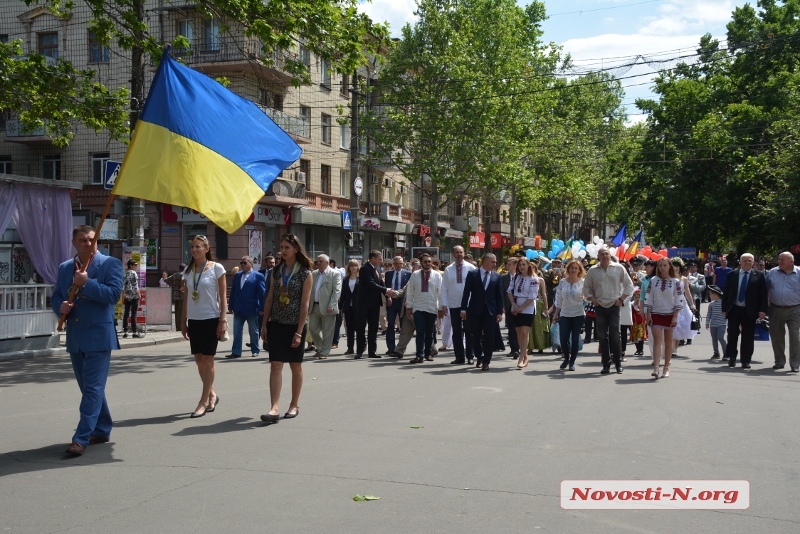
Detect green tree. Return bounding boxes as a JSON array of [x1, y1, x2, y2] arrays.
[[1, 0, 388, 144], [362, 0, 558, 244]]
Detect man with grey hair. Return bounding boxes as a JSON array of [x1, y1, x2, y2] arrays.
[[307, 254, 342, 359], [721, 253, 768, 369], [583, 247, 634, 374], [385, 255, 411, 354], [460, 253, 504, 370], [766, 251, 800, 372], [228, 255, 266, 358]]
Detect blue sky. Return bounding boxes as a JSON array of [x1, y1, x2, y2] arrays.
[[359, 0, 752, 120]]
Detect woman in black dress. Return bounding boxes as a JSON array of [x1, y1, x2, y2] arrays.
[[260, 234, 313, 423], [339, 259, 361, 355]]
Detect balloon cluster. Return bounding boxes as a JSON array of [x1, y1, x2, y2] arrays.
[[639, 245, 670, 261]]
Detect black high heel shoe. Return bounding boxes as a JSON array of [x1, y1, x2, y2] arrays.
[[206, 395, 220, 413]]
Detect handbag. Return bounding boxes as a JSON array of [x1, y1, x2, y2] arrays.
[[213, 262, 229, 341], [690, 318, 700, 331]]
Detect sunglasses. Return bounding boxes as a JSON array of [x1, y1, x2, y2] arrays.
[[240, 261, 249, 265]]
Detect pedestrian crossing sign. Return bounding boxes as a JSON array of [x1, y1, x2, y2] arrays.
[[342, 210, 353, 230]]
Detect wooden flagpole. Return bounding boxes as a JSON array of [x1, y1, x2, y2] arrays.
[[56, 192, 116, 331]]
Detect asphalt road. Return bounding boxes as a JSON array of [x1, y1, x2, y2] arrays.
[[1, 322, 798, 533]]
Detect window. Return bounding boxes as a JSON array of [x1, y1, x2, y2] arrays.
[[299, 106, 310, 121], [258, 89, 283, 111], [340, 73, 349, 97], [299, 45, 310, 67], [321, 114, 331, 145], [88, 31, 110, 63], [320, 58, 331, 88], [42, 155, 61, 180], [299, 159, 310, 189], [0, 35, 8, 43], [0, 156, 11, 175], [339, 170, 348, 198], [339, 122, 349, 150], [321, 164, 331, 195], [91, 152, 110, 185], [177, 20, 194, 51], [203, 18, 220, 51], [38, 33, 58, 59]]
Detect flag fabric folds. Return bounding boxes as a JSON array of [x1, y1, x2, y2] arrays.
[[626, 229, 643, 258], [112, 49, 302, 233], [610, 224, 627, 247]]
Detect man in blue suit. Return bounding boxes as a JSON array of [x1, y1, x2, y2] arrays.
[[227, 255, 266, 358], [384, 255, 412, 354], [52, 225, 123, 456], [460, 253, 505, 370]]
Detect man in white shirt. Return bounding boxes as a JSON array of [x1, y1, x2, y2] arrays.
[[329, 258, 346, 349], [439, 245, 477, 364], [308, 254, 342, 359], [406, 253, 443, 363], [583, 247, 634, 374]]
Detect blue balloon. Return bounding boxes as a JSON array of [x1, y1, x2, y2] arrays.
[[578, 240, 585, 246], [525, 249, 536, 260], [547, 251, 556, 259], [580, 245, 586, 251]]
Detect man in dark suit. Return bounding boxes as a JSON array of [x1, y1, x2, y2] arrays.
[[228, 256, 266, 358], [357, 250, 398, 359], [52, 225, 123, 456], [460, 253, 505, 370], [722, 253, 768, 369], [384, 255, 412, 354]]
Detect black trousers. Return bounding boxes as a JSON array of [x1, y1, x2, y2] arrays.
[[449, 307, 473, 362], [725, 306, 756, 366], [123, 298, 139, 333], [344, 307, 357, 352], [468, 311, 498, 364], [357, 305, 380, 356]]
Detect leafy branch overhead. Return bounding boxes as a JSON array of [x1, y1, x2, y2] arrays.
[[3, 0, 389, 144]]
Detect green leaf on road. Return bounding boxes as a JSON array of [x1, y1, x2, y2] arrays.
[[353, 494, 380, 501], [410, 426, 423, 429]]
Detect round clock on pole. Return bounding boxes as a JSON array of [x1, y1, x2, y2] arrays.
[[353, 176, 364, 197]]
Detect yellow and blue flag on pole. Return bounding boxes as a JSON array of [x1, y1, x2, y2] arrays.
[[112, 49, 302, 233]]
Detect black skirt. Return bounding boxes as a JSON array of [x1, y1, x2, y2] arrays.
[[268, 321, 307, 363], [188, 318, 220, 356], [513, 313, 534, 328]]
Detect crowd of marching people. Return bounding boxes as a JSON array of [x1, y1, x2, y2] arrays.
[[54, 225, 799, 455]]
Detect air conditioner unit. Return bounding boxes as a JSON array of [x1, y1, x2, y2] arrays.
[[383, 178, 393, 187], [369, 174, 378, 184], [400, 185, 407, 194], [297, 171, 307, 182]]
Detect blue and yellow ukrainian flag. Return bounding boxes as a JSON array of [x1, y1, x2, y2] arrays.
[[112, 49, 302, 233]]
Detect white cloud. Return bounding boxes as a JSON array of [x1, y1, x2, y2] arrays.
[[359, 0, 418, 36]]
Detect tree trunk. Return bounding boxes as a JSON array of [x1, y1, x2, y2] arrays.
[[429, 183, 440, 249]]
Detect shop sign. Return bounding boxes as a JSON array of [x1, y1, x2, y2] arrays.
[[792, 244, 800, 254], [253, 206, 284, 225], [490, 233, 511, 248], [360, 217, 382, 230], [418, 225, 431, 237], [444, 229, 463, 239], [469, 232, 485, 248], [99, 218, 118, 240]]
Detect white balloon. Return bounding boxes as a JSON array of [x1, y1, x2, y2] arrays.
[[609, 247, 617, 257], [597, 238, 604, 245], [593, 236, 601, 244], [578, 250, 587, 258]]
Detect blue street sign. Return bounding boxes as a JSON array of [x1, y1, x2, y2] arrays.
[[342, 210, 353, 230], [104, 160, 122, 190]]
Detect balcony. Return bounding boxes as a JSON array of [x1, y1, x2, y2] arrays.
[[305, 192, 349, 212], [258, 106, 311, 144], [437, 212, 453, 228], [454, 215, 479, 232], [265, 178, 307, 207], [379, 202, 403, 222], [171, 37, 292, 85], [491, 222, 511, 234], [5, 120, 52, 146]]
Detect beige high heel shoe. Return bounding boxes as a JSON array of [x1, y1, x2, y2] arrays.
[[661, 364, 670, 378], [652, 363, 660, 379]]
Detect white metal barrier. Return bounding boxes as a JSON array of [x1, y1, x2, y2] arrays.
[[0, 284, 57, 340]]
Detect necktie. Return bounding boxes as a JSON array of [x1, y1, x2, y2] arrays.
[[456, 263, 462, 283], [738, 271, 749, 303], [483, 270, 489, 290], [394, 271, 400, 291]]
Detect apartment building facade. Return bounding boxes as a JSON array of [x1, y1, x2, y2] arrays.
[[1, 1, 569, 285]]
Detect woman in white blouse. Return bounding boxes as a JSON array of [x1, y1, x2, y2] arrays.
[[644, 257, 685, 378], [553, 260, 586, 371], [507, 257, 538, 369]]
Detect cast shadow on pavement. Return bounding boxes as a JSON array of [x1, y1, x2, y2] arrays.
[[0, 443, 121, 478], [0, 353, 191, 387], [171, 417, 266, 436], [113, 413, 186, 428]]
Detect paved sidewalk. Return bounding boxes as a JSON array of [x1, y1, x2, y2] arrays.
[[1, 324, 798, 533]]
